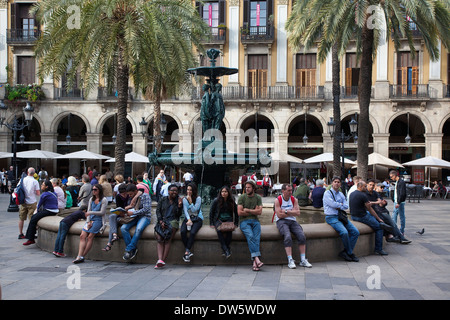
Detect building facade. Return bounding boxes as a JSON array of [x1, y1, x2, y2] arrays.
[[0, 0, 449, 183]]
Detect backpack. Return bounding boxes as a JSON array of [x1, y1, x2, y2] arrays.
[[272, 195, 296, 223], [15, 173, 27, 205]]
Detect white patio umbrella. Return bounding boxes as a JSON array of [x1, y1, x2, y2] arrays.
[[105, 151, 149, 163], [55, 149, 111, 174], [351, 152, 404, 179], [55, 149, 111, 160], [0, 152, 13, 159], [402, 156, 450, 187], [268, 151, 303, 164], [303, 152, 356, 166], [16, 149, 62, 159]]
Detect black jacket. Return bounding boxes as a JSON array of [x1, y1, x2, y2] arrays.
[[392, 178, 406, 203], [209, 197, 239, 227]]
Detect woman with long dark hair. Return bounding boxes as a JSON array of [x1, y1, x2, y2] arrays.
[[209, 186, 238, 259], [180, 183, 203, 262], [73, 184, 108, 263]]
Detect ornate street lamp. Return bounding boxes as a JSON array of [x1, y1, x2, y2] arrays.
[[0, 100, 35, 212], [327, 114, 358, 183]]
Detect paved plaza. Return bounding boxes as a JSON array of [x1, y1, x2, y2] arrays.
[[1, 193, 449, 301]]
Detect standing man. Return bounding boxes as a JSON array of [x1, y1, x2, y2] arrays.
[[262, 173, 272, 197], [121, 184, 152, 261], [323, 176, 360, 262], [18, 168, 40, 239], [183, 170, 193, 194], [389, 170, 407, 235], [7, 165, 14, 193], [238, 180, 264, 271], [274, 184, 312, 268], [349, 181, 387, 256]]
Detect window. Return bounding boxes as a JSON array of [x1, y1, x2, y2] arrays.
[[250, 1, 267, 27], [17, 56, 35, 85], [345, 53, 360, 96], [296, 54, 316, 97], [397, 51, 419, 95], [202, 2, 219, 28], [248, 55, 268, 98]]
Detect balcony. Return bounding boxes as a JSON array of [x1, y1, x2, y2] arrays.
[[191, 85, 324, 101], [97, 87, 134, 100], [390, 84, 429, 99], [200, 27, 226, 45], [54, 88, 84, 100], [6, 29, 41, 45], [240, 25, 275, 44]]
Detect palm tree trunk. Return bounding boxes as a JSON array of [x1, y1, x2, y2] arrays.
[[114, 48, 129, 176], [153, 90, 162, 154], [332, 43, 342, 178], [357, 24, 374, 181]]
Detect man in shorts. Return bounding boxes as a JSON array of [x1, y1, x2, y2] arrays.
[[274, 183, 312, 268], [18, 168, 40, 239]]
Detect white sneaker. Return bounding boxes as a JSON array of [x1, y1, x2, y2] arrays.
[[299, 259, 312, 268], [288, 259, 296, 269]]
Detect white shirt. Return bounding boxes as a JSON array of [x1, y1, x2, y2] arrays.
[[183, 172, 193, 182], [22, 175, 40, 204], [275, 196, 296, 222], [54, 186, 66, 209]]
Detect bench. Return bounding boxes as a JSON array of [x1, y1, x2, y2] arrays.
[[36, 211, 376, 265]]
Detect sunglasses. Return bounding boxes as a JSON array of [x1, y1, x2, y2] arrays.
[[92, 188, 99, 191]]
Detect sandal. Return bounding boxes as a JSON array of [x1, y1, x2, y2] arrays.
[[102, 244, 112, 252], [252, 261, 260, 272], [73, 256, 84, 264], [111, 234, 119, 244]]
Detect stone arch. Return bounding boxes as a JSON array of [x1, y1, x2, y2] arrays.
[[50, 110, 91, 134], [236, 111, 279, 132], [385, 110, 431, 135]]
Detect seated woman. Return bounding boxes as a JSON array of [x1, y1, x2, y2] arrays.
[[23, 180, 59, 246], [209, 186, 238, 259], [180, 183, 203, 263], [154, 184, 183, 269], [73, 184, 108, 263]]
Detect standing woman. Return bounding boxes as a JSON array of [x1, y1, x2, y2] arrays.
[[180, 183, 203, 262], [209, 186, 238, 259], [73, 184, 108, 263], [23, 180, 59, 246]]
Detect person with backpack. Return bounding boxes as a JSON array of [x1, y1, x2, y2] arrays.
[[38, 167, 48, 184], [18, 168, 40, 239], [273, 183, 312, 269]]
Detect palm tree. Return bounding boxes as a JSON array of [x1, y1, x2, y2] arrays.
[[32, 0, 208, 175], [287, 0, 449, 180]]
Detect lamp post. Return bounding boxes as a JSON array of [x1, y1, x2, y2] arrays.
[[139, 114, 168, 179], [327, 114, 358, 183], [0, 100, 35, 212]]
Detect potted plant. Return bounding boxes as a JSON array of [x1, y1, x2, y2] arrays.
[[217, 24, 226, 37]]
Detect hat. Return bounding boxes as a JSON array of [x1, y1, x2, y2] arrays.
[[244, 180, 257, 189]]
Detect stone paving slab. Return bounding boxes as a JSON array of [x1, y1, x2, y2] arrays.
[[1, 193, 450, 302]]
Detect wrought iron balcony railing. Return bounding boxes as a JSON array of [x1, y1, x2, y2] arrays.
[[201, 27, 226, 44], [390, 84, 429, 99], [240, 25, 275, 43], [6, 29, 41, 44]]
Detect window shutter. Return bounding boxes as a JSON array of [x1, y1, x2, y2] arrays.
[[243, 0, 250, 25], [267, 0, 273, 19], [411, 66, 419, 94], [218, 0, 226, 25], [195, 2, 203, 16]]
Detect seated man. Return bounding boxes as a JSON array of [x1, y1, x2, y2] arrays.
[[120, 184, 152, 261], [274, 184, 312, 269], [293, 178, 310, 207], [349, 181, 387, 256], [310, 179, 326, 208], [366, 180, 411, 244]]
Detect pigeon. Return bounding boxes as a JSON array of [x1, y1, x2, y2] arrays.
[[416, 228, 425, 235]]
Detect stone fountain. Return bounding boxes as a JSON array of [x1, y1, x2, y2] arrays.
[[149, 48, 270, 209]]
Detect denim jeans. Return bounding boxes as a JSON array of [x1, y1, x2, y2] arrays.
[[352, 212, 384, 251], [392, 202, 406, 234], [54, 221, 70, 253], [325, 215, 359, 255], [239, 219, 261, 259], [120, 216, 151, 252]]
